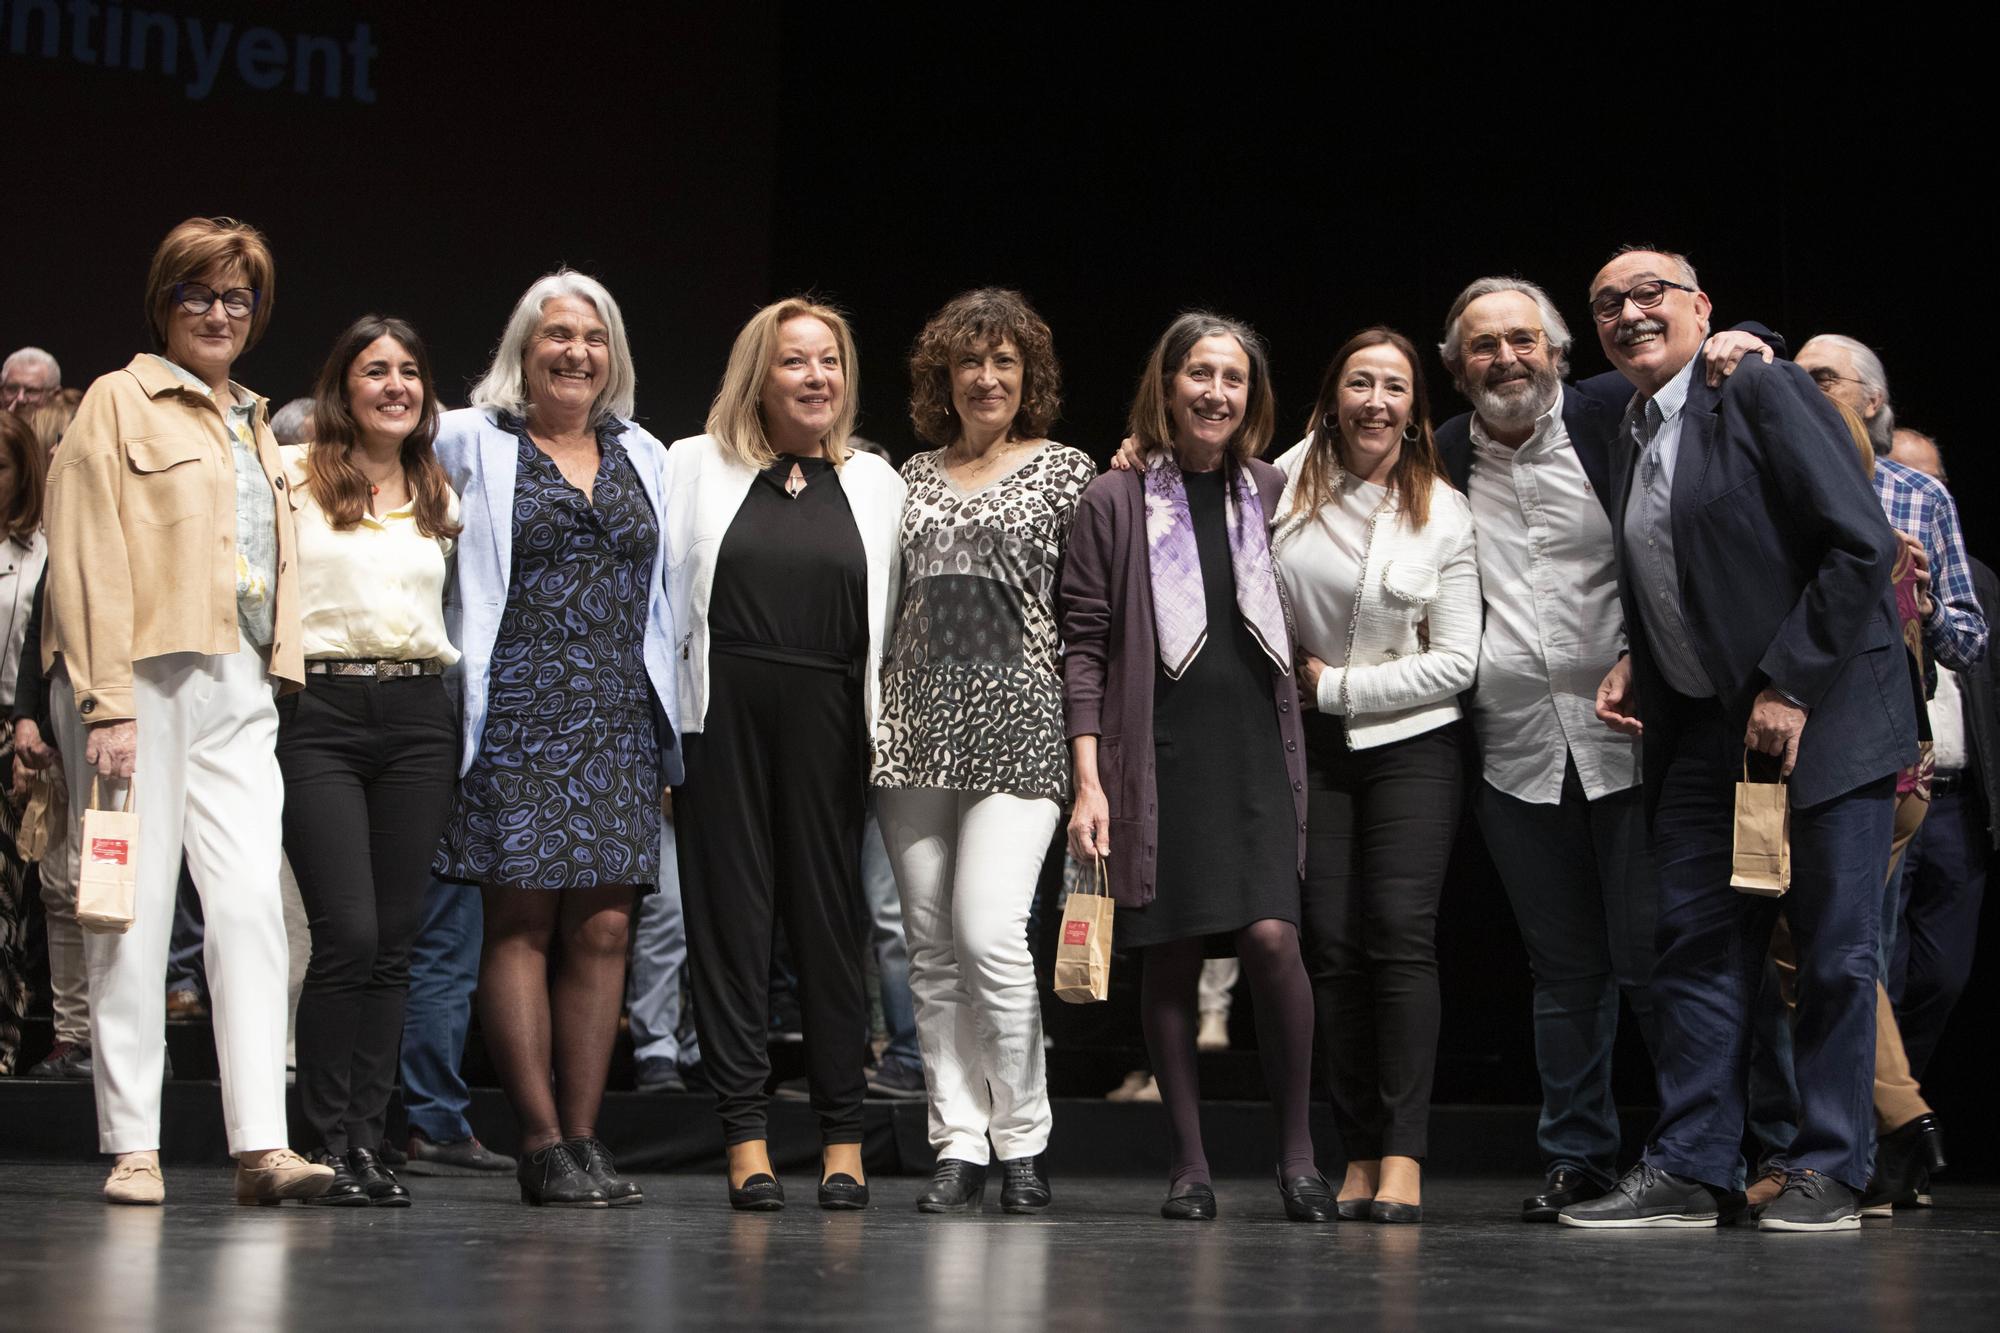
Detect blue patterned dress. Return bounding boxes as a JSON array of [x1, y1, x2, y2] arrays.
[[434, 420, 663, 889]]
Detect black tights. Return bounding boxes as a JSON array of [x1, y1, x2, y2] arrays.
[[478, 883, 638, 1153], [1141, 918, 1318, 1191]]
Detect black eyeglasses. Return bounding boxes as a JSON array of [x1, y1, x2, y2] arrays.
[[1463, 328, 1546, 362], [172, 283, 260, 319], [1589, 279, 1695, 324]]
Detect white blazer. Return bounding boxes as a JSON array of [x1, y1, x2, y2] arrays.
[[662, 433, 906, 735], [1270, 437, 1480, 750]]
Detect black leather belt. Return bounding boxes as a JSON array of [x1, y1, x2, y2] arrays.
[[306, 658, 444, 680], [1930, 772, 1963, 795]]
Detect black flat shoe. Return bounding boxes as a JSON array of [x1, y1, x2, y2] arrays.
[[916, 1159, 986, 1214], [1160, 1183, 1217, 1221], [348, 1147, 411, 1206], [1335, 1197, 1371, 1221], [1000, 1158, 1051, 1214], [1280, 1173, 1335, 1222], [729, 1172, 786, 1212], [304, 1150, 369, 1207], [818, 1173, 870, 1210], [1371, 1199, 1423, 1224], [517, 1142, 609, 1207], [568, 1137, 643, 1206], [1522, 1167, 1608, 1222]]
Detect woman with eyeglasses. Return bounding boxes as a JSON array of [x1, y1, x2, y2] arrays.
[[41, 215, 333, 1206]]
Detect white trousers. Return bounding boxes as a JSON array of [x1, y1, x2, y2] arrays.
[[38, 770, 89, 1045], [53, 635, 290, 1154], [1199, 959, 1239, 1021], [876, 787, 1060, 1163]]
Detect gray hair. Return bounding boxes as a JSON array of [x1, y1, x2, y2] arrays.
[[470, 269, 637, 425], [1804, 333, 1894, 455], [3, 346, 61, 386], [1438, 276, 1574, 381], [1606, 244, 1701, 291], [269, 396, 315, 445]]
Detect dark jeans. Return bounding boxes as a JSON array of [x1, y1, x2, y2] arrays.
[[1476, 764, 1660, 1184], [280, 674, 458, 1156], [167, 866, 205, 998], [1890, 787, 1988, 1079], [400, 876, 483, 1143], [1301, 716, 1463, 1161], [1640, 696, 1891, 1192]]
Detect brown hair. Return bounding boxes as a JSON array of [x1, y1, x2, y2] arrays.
[[28, 395, 78, 461], [908, 288, 1062, 447], [0, 413, 47, 540], [305, 315, 460, 539], [1291, 327, 1447, 530], [144, 216, 277, 353], [1126, 311, 1275, 465]]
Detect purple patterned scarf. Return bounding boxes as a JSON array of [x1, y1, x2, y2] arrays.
[[1143, 450, 1290, 679]]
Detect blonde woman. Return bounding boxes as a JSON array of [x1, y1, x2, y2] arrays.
[[666, 298, 906, 1211]]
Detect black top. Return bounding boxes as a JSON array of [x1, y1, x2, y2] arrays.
[[1124, 468, 1299, 951], [709, 456, 868, 672]]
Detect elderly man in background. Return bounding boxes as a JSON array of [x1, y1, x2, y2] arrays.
[[1889, 427, 1946, 480], [3, 348, 61, 414], [269, 397, 315, 447], [1796, 334, 1894, 455]]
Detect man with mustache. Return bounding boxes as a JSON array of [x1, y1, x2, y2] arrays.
[[1562, 248, 1916, 1233], [1434, 277, 1770, 1222]]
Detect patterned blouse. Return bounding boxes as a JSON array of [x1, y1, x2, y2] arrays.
[[873, 442, 1097, 803]]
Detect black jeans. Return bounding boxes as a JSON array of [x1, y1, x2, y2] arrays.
[[1301, 716, 1463, 1161], [278, 674, 458, 1156]]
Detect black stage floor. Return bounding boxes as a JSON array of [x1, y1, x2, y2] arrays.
[[2, 1166, 1995, 1332]]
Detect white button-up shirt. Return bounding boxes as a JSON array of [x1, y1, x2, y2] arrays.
[[1467, 387, 1640, 803]]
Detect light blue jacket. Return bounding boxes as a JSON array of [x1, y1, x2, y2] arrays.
[[434, 406, 683, 785]]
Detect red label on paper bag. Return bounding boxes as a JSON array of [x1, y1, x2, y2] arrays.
[[90, 838, 130, 866], [1063, 920, 1091, 946]]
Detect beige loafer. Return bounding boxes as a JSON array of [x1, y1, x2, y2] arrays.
[[234, 1148, 336, 1205], [105, 1155, 166, 1206]]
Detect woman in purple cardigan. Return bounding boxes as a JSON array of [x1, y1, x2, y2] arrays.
[[1060, 312, 1327, 1223]]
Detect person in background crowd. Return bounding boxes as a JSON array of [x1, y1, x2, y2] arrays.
[[1065, 312, 1330, 1224], [270, 396, 315, 447], [28, 395, 78, 460], [627, 801, 702, 1093], [280, 316, 462, 1207], [2, 347, 60, 414], [1197, 960, 1237, 1051], [1889, 426, 1945, 481], [874, 288, 1095, 1214], [433, 270, 678, 1208], [41, 215, 332, 1206], [395, 875, 516, 1177], [0, 412, 48, 1074], [1565, 247, 1914, 1233], [668, 298, 904, 1212], [1795, 333, 1895, 455]]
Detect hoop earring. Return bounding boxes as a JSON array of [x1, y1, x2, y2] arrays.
[[1402, 421, 1420, 444], [1320, 413, 1338, 441]]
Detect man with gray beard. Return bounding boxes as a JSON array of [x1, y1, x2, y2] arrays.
[[1435, 277, 1773, 1221]]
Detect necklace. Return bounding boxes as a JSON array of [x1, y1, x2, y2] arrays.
[[785, 461, 808, 498]]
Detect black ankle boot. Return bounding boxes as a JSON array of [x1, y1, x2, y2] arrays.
[[916, 1159, 987, 1213], [348, 1147, 411, 1206], [999, 1158, 1051, 1213], [517, 1142, 609, 1207]]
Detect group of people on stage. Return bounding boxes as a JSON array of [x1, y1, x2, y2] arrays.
[[0, 213, 1985, 1236]]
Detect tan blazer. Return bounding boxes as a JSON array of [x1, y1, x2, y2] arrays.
[[42, 354, 303, 722]]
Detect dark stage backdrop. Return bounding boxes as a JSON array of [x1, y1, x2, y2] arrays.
[[8, 5, 1992, 1134]]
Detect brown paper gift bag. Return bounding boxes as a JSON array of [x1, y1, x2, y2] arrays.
[[1054, 854, 1115, 1004], [1731, 757, 1790, 898], [13, 769, 67, 863], [77, 778, 138, 934]]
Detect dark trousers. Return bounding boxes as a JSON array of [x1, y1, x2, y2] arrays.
[[399, 877, 482, 1143], [1301, 716, 1463, 1161], [677, 652, 868, 1146], [1640, 696, 1891, 1192], [1477, 762, 1660, 1184], [1890, 787, 1988, 1079], [279, 675, 458, 1155]]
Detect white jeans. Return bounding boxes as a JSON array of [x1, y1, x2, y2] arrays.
[[876, 787, 1060, 1164], [53, 636, 290, 1154]]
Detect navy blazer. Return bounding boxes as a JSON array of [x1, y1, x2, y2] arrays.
[[1607, 355, 1916, 809]]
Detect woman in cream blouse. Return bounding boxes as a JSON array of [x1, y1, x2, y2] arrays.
[[1270, 326, 1479, 1224], [279, 314, 462, 1207]]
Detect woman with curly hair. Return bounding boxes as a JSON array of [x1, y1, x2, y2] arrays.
[[873, 288, 1095, 1214]]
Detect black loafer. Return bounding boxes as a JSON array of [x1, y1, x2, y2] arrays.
[[568, 1137, 643, 1206], [818, 1173, 870, 1210], [729, 1172, 786, 1211], [517, 1142, 609, 1207], [1000, 1158, 1051, 1214], [348, 1148, 411, 1206], [304, 1150, 370, 1207], [916, 1159, 987, 1214], [1371, 1199, 1423, 1224], [1160, 1182, 1217, 1221], [1522, 1167, 1608, 1222], [1280, 1174, 1336, 1222]]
